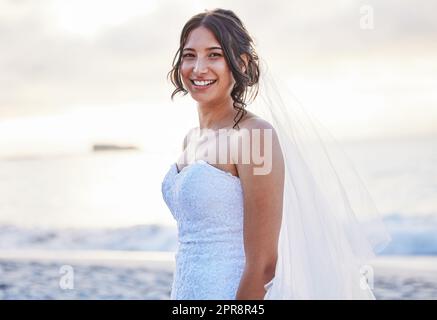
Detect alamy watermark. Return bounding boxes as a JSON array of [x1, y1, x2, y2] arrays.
[[359, 264, 374, 290], [181, 127, 274, 176], [360, 5, 374, 30], [59, 265, 74, 290]]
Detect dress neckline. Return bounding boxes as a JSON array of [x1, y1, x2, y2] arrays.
[[174, 159, 240, 181]]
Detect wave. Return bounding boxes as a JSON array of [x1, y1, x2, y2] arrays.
[[380, 213, 437, 255], [1, 213, 437, 255], [0, 224, 178, 252]]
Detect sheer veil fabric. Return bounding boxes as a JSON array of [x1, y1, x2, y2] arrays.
[[248, 59, 391, 299]]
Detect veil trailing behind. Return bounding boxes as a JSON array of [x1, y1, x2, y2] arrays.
[[248, 59, 391, 299]]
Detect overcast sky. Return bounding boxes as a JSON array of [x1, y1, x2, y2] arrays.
[[0, 0, 436, 156]]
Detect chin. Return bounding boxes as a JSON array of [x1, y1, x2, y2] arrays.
[[190, 93, 216, 104]]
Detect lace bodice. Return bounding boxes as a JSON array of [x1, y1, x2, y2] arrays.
[[161, 159, 246, 299]]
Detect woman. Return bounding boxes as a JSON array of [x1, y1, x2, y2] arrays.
[[162, 8, 390, 300]]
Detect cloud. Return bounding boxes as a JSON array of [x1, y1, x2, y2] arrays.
[[0, 0, 436, 132]]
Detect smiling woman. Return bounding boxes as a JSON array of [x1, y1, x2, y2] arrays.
[[168, 11, 260, 130], [181, 40, 223, 90], [163, 9, 282, 300], [180, 28, 236, 103], [162, 8, 391, 301]]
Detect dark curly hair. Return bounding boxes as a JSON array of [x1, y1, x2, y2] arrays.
[[167, 8, 260, 129]]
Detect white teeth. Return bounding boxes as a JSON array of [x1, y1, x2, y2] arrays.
[[193, 80, 215, 86]]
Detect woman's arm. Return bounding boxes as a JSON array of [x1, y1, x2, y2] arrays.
[[235, 119, 284, 300]]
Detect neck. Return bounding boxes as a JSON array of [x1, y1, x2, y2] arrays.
[[197, 98, 236, 130]]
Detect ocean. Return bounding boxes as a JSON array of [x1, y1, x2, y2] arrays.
[[0, 135, 436, 255]]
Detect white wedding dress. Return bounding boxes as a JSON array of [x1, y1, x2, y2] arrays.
[[161, 157, 377, 300], [162, 159, 270, 299]]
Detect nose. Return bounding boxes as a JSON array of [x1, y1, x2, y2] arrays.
[[193, 57, 208, 74]]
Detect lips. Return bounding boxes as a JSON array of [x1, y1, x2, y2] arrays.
[[190, 79, 217, 89]]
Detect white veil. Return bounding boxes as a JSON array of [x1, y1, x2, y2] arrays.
[[247, 59, 391, 299]]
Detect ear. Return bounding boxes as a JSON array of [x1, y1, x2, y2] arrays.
[[240, 53, 249, 73]]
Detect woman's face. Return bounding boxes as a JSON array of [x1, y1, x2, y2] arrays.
[[180, 26, 235, 105]]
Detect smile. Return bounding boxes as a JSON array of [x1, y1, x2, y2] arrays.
[[190, 79, 217, 89]]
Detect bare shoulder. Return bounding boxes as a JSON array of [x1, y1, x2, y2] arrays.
[[236, 110, 272, 129], [240, 117, 275, 131], [232, 111, 284, 172], [236, 111, 278, 138]]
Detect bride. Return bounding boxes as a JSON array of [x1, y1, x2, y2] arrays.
[[162, 8, 390, 300]]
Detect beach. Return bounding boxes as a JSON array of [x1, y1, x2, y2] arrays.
[[0, 136, 436, 300], [1, 251, 436, 300], [0, 250, 175, 300]]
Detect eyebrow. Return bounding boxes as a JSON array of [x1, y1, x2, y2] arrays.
[[182, 46, 223, 52]]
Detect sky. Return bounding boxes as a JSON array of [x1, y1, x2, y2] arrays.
[[0, 0, 436, 157]]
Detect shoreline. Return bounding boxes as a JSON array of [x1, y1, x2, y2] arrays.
[[2, 249, 436, 269], [0, 249, 176, 270], [1, 251, 437, 300]]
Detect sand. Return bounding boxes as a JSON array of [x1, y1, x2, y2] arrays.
[[1, 251, 436, 300]]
